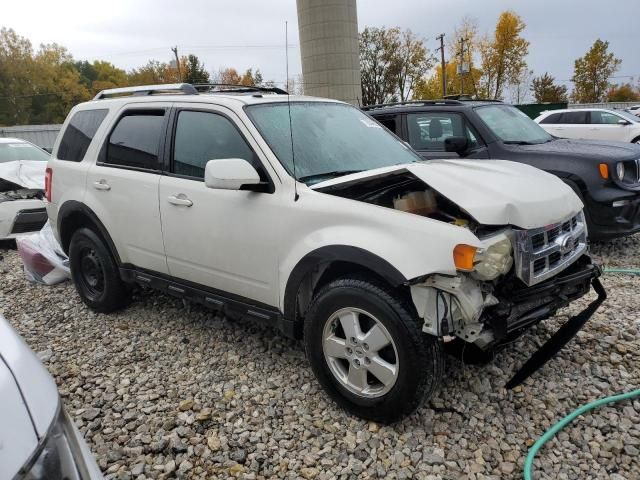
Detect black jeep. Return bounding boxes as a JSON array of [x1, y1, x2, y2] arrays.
[[364, 99, 640, 240]]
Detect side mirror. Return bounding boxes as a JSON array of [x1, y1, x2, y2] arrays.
[[618, 119, 631, 126], [444, 136, 468, 154], [204, 158, 261, 190]]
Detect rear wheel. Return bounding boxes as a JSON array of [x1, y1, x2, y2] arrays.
[[304, 277, 443, 423], [69, 228, 130, 313]]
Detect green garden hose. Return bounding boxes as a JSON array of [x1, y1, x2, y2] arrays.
[[524, 388, 640, 479], [524, 267, 640, 479]]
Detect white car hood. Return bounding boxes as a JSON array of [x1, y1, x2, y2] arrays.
[[312, 159, 583, 229], [0, 160, 47, 189], [0, 316, 59, 438]]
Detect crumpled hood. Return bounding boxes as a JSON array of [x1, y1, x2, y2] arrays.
[[312, 159, 583, 229], [0, 160, 46, 189]]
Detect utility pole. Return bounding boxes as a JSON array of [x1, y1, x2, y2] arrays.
[[436, 34, 446, 98], [171, 46, 182, 82], [459, 37, 467, 95]]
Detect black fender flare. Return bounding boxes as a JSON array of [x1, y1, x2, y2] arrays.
[[57, 201, 121, 264], [283, 245, 407, 322]]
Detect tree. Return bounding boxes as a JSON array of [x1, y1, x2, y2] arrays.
[[394, 29, 433, 101], [607, 83, 639, 102], [128, 60, 178, 85], [413, 60, 482, 99], [477, 11, 530, 100], [572, 39, 621, 103], [240, 68, 263, 86], [182, 54, 210, 84], [214, 67, 242, 85], [508, 68, 533, 104], [0, 28, 36, 125], [359, 27, 401, 105], [530, 72, 568, 103]]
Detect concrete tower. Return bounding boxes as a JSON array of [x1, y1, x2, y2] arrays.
[[296, 0, 362, 105]]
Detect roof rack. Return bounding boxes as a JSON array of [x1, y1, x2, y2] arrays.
[[361, 100, 464, 111], [93, 83, 289, 100], [93, 83, 198, 100], [361, 97, 504, 111], [192, 83, 288, 95]]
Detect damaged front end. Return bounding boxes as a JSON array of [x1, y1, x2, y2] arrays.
[[313, 163, 606, 387], [0, 161, 48, 238]]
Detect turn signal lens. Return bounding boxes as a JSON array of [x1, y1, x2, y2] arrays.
[[453, 244, 478, 271], [599, 163, 609, 179]]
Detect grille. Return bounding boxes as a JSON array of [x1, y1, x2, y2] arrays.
[[514, 211, 588, 286]]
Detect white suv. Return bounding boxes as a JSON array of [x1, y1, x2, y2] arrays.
[[536, 108, 640, 143], [46, 84, 605, 422]]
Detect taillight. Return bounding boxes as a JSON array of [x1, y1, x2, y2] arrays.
[[45, 167, 53, 202]]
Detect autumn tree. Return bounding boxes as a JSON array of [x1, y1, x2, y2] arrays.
[[607, 83, 639, 102], [572, 39, 622, 103], [214, 67, 242, 85], [413, 60, 482, 99], [240, 68, 263, 86], [0, 28, 36, 125], [477, 11, 529, 100], [394, 29, 433, 101], [181, 54, 210, 84], [359, 27, 401, 105], [530, 72, 568, 103], [128, 60, 178, 85]]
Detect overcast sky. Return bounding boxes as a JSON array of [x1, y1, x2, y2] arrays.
[[3, 0, 639, 91]]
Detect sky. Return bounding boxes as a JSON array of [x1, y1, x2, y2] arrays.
[[3, 0, 640, 93]]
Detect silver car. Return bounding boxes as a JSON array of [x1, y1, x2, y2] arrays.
[[0, 315, 102, 479]]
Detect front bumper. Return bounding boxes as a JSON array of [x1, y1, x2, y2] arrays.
[[487, 255, 600, 340], [585, 189, 640, 240]]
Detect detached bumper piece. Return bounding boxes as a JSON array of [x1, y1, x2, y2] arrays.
[[505, 275, 606, 389], [11, 208, 47, 234]]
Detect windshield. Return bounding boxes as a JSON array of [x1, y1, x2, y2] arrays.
[[0, 142, 50, 163], [246, 102, 420, 184], [475, 104, 553, 144]]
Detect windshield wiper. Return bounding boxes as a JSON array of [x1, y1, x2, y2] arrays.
[[503, 140, 536, 145], [298, 170, 363, 183]]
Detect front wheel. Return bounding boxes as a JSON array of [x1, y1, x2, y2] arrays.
[[304, 277, 443, 423]]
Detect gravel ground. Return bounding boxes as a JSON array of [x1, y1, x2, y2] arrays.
[[1, 236, 639, 480]]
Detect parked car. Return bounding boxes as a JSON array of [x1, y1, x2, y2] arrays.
[[0, 314, 103, 479], [46, 84, 604, 422], [0, 138, 49, 239], [535, 108, 640, 144], [625, 105, 640, 117], [365, 100, 640, 240]]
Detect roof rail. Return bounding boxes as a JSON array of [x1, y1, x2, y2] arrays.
[[192, 83, 288, 95], [361, 99, 464, 111], [93, 83, 198, 100]]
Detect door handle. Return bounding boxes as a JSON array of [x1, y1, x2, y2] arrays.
[[93, 180, 111, 191], [167, 194, 193, 207]]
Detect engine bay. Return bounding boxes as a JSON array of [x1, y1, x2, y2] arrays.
[[315, 170, 477, 229]]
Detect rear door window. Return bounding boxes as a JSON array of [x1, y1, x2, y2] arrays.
[[559, 111, 588, 124], [57, 109, 108, 162], [105, 110, 165, 170]]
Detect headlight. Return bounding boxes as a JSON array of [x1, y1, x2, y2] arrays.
[[19, 408, 88, 480], [453, 234, 513, 281], [616, 162, 626, 181]]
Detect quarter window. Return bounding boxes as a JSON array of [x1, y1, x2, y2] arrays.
[[406, 112, 478, 151], [57, 109, 108, 162], [106, 110, 165, 170], [539, 112, 562, 124], [173, 110, 258, 179]]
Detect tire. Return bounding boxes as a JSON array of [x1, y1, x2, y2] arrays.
[[69, 227, 130, 313], [304, 277, 443, 423]]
